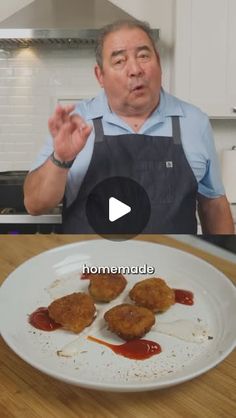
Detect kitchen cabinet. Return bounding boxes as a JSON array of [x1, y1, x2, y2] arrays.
[[173, 0, 236, 118]]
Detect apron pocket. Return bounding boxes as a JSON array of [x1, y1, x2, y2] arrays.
[[135, 161, 175, 204]]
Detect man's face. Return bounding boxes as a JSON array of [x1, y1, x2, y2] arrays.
[[95, 27, 162, 117]]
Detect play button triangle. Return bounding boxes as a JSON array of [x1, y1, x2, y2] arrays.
[[109, 197, 131, 222]]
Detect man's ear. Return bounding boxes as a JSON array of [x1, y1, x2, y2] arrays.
[[155, 51, 162, 77], [94, 64, 104, 88]]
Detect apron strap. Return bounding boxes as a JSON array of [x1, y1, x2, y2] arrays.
[[172, 116, 181, 145], [93, 115, 182, 145], [93, 117, 104, 143]]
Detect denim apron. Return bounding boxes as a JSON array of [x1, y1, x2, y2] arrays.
[[62, 116, 198, 233]]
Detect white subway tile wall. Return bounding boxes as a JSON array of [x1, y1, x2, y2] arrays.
[[0, 47, 236, 172], [0, 46, 100, 171]]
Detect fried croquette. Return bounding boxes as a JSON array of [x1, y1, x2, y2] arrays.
[[104, 303, 155, 340], [88, 273, 127, 302], [129, 277, 175, 312], [48, 292, 96, 333]]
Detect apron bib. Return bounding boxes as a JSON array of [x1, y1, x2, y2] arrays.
[[62, 116, 198, 234]]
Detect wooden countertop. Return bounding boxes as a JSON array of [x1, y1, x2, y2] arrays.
[[0, 235, 235, 418]]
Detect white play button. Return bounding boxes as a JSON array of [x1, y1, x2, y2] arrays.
[[86, 176, 151, 238], [109, 197, 131, 222]]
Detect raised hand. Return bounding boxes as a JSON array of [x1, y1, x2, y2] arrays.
[[48, 104, 93, 162]]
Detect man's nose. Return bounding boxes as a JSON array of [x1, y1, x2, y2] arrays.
[[127, 58, 144, 76]]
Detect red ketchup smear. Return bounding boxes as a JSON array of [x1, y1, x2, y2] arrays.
[[87, 335, 161, 360], [29, 307, 61, 331], [174, 289, 194, 305]]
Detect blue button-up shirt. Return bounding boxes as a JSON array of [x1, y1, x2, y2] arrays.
[[31, 88, 225, 207]]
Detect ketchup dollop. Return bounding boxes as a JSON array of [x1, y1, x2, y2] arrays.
[[29, 307, 61, 331], [87, 335, 161, 360], [174, 289, 194, 305]]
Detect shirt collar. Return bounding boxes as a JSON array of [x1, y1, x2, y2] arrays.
[[160, 89, 185, 117], [86, 88, 185, 123]]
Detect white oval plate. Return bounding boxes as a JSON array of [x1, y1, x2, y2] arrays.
[[0, 240, 235, 392]]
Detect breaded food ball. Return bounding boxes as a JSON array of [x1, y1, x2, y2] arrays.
[[129, 277, 175, 312], [48, 292, 96, 333], [104, 303, 155, 340], [88, 273, 127, 302]]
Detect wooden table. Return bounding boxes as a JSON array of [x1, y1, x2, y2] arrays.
[[0, 235, 235, 418]]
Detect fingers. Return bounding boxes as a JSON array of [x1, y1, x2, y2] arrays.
[[75, 123, 93, 149], [55, 104, 76, 122], [70, 114, 91, 134], [48, 104, 76, 136], [53, 121, 92, 160], [52, 113, 93, 160], [80, 124, 93, 141], [57, 121, 72, 139], [70, 115, 93, 146], [49, 105, 93, 160]]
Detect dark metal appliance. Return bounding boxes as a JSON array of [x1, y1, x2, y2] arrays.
[[0, 170, 27, 211], [0, 171, 61, 233]]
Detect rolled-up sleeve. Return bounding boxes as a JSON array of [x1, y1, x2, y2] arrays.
[[30, 135, 53, 172], [198, 120, 225, 198]]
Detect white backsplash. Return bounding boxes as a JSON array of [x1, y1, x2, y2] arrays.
[[0, 46, 236, 172], [0, 46, 100, 171]]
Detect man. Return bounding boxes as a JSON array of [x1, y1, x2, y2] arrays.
[[24, 19, 234, 234]]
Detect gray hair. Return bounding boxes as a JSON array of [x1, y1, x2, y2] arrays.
[[95, 19, 158, 69]]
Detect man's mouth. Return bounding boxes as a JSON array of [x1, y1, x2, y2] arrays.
[[131, 84, 145, 92]]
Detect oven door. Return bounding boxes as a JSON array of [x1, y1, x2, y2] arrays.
[[0, 171, 28, 211], [0, 171, 62, 233]]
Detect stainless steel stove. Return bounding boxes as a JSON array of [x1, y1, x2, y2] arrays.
[[0, 171, 62, 233]]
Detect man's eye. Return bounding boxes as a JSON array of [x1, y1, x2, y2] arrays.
[[138, 53, 150, 61], [114, 58, 125, 66]]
